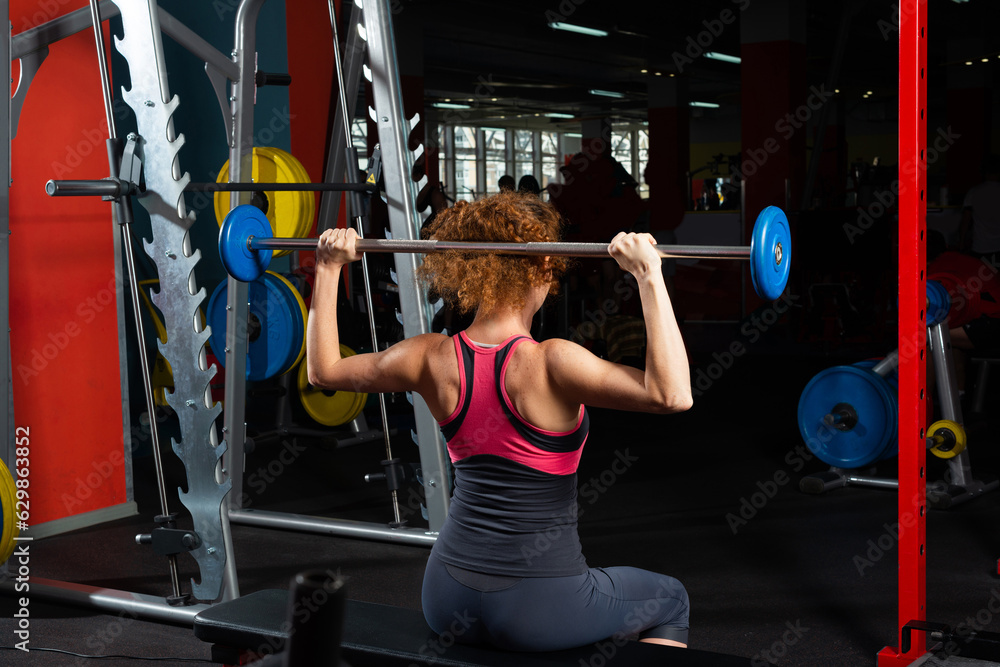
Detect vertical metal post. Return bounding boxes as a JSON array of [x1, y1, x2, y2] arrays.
[[219, 0, 268, 602], [878, 1, 927, 663], [88, 0, 181, 601], [927, 323, 971, 487], [329, 1, 402, 526], [317, 0, 366, 234], [362, 0, 450, 531]]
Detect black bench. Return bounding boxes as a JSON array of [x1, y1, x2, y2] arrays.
[[194, 587, 771, 666]]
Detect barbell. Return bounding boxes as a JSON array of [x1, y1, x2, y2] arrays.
[[219, 203, 792, 300]]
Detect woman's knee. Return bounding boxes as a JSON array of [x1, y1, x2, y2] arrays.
[[650, 575, 689, 627]]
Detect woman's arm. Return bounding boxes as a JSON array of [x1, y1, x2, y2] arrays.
[[306, 228, 431, 394], [546, 232, 692, 414]]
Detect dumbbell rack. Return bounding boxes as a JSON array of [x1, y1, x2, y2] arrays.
[[799, 319, 997, 509]]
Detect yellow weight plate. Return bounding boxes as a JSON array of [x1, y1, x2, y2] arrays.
[[928, 419, 967, 459], [297, 346, 368, 426], [250, 146, 315, 242], [266, 271, 309, 375], [152, 355, 173, 408], [260, 147, 315, 240], [0, 458, 20, 564], [214, 147, 312, 257], [343, 386, 366, 425]]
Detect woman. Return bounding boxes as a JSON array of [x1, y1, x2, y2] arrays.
[[307, 192, 692, 652]]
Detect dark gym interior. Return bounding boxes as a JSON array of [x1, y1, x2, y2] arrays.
[[3, 1, 1000, 666]]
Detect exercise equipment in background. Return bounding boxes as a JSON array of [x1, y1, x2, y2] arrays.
[[797, 280, 997, 508], [0, 459, 20, 565], [214, 146, 315, 256], [928, 250, 1000, 328], [207, 271, 307, 382], [296, 345, 367, 427]]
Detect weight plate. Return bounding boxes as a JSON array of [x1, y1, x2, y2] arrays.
[[0, 458, 19, 564], [268, 271, 309, 373], [297, 346, 369, 426], [798, 363, 898, 469], [926, 279, 951, 327], [928, 419, 967, 459], [214, 147, 313, 257], [207, 271, 306, 381], [260, 147, 316, 240], [219, 204, 273, 282], [750, 206, 791, 301]]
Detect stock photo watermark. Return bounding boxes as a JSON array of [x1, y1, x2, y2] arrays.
[[843, 126, 961, 244], [750, 619, 810, 666], [672, 0, 752, 74], [726, 443, 815, 534]]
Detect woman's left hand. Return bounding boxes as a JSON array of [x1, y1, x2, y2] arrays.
[[316, 227, 362, 267]]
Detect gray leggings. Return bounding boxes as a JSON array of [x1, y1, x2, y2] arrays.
[[421, 554, 689, 652]]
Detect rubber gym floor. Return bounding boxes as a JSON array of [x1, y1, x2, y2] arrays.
[[1, 320, 999, 667]]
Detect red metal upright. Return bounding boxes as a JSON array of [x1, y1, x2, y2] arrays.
[[878, 1, 928, 664]]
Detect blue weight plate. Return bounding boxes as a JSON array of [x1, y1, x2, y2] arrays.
[[219, 204, 273, 282], [206, 272, 305, 381], [798, 364, 897, 469], [853, 360, 900, 461], [926, 279, 951, 327], [750, 206, 791, 301]]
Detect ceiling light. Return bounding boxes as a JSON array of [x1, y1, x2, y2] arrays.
[[357, 23, 367, 42], [704, 51, 741, 64], [982, 58, 989, 62], [545, 112, 574, 119], [564, 133, 583, 138], [640, 69, 648, 74], [690, 101, 720, 108], [548, 21, 608, 37], [362, 64, 372, 82], [588, 89, 625, 98], [433, 102, 471, 110], [966, 61, 973, 65], [669, 73, 675, 77], [834, 88, 840, 93], [866, 90, 873, 95], [654, 71, 662, 76]]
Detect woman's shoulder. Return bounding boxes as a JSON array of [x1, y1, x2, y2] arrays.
[[385, 332, 453, 359], [533, 337, 591, 367]]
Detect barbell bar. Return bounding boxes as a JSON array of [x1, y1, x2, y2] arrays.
[[220, 203, 792, 300]]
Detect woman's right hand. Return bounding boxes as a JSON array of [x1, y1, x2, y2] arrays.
[[316, 227, 362, 268], [609, 232, 662, 279]]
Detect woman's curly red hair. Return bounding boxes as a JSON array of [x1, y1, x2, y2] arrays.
[[418, 192, 569, 315]]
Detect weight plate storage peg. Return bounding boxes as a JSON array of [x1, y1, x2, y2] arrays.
[[297, 345, 368, 426], [207, 271, 308, 382], [797, 361, 898, 469], [750, 206, 791, 301]]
